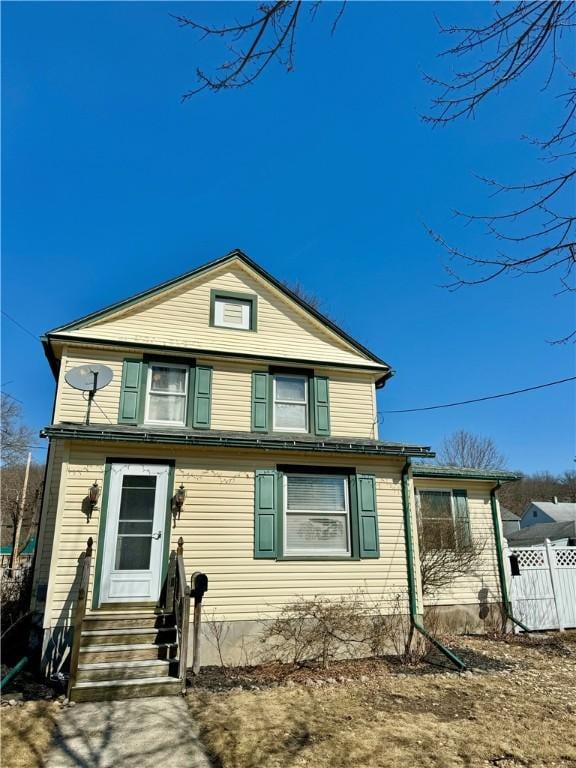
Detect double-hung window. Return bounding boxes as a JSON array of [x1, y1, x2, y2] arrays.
[[417, 489, 471, 550], [273, 375, 308, 432], [284, 474, 350, 556], [144, 364, 188, 426]]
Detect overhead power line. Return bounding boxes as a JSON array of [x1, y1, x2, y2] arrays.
[[1, 311, 39, 341], [382, 376, 576, 414]]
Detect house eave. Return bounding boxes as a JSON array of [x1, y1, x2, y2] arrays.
[[412, 464, 520, 482], [41, 424, 435, 458]]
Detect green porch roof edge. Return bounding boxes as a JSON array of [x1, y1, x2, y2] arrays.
[[41, 425, 434, 458], [412, 464, 520, 482], [0, 545, 12, 555], [43, 249, 393, 374]]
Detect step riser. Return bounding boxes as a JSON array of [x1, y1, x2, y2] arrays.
[[77, 665, 175, 683], [79, 646, 178, 663], [70, 681, 182, 702], [80, 631, 176, 646], [83, 617, 174, 631]]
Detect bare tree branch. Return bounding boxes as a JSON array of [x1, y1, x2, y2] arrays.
[[176, 1, 346, 99], [437, 430, 507, 470], [425, 2, 576, 341]]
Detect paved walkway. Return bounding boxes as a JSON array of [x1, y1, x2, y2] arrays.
[[45, 696, 212, 768]]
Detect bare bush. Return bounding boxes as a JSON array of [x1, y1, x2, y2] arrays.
[[203, 609, 232, 667], [419, 523, 486, 598], [261, 592, 440, 668]]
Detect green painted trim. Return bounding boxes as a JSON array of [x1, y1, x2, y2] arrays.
[[160, 464, 175, 596], [186, 366, 196, 429], [277, 556, 361, 562], [92, 462, 112, 609], [348, 475, 360, 559], [44, 334, 389, 376], [412, 465, 519, 482], [137, 360, 149, 426], [45, 249, 392, 371], [401, 459, 467, 671], [251, 371, 269, 432], [489, 485, 530, 633], [42, 425, 435, 457], [92, 459, 175, 609], [192, 365, 212, 429], [209, 289, 258, 331]]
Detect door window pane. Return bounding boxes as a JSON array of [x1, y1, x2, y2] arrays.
[[115, 536, 152, 570], [114, 475, 156, 571]]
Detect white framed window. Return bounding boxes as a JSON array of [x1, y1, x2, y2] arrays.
[[284, 474, 351, 556], [273, 375, 308, 432], [214, 297, 252, 330], [144, 364, 188, 426], [416, 489, 471, 550]]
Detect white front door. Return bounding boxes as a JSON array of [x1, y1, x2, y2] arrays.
[[100, 463, 169, 604]]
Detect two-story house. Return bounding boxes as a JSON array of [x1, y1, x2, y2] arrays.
[[30, 249, 517, 701]]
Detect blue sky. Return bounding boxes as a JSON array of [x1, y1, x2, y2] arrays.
[[2, 2, 574, 473]]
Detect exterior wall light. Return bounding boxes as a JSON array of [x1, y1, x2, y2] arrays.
[[172, 483, 186, 526], [87, 481, 100, 521]]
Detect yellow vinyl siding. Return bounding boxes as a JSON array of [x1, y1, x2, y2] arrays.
[[55, 347, 379, 438], [54, 347, 127, 425], [43, 442, 409, 626], [64, 262, 384, 368], [30, 442, 64, 611], [413, 478, 500, 607]]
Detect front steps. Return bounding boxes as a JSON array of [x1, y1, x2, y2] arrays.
[[69, 609, 183, 702]]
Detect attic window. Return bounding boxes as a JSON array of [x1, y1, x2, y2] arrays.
[[210, 290, 257, 331]]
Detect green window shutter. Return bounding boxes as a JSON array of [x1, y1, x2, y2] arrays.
[[193, 366, 212, 429], [453, 490, 471, 549], [118, 360, 143, 424], [313, 376, 331, 436], [356, 474, 379, 558], [251, 372, 269, 432], [254, 470, 278, 559]]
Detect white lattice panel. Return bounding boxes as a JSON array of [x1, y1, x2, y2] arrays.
[[514, 548, 546, 569], [554, 548, 576, 568]]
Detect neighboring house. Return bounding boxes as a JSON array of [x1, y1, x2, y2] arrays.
[[520, 500, 576, 529], [30, 249, 517, 701], [507, 520, 576, 548], [0, 535, 37, 571], [500, 506, 521, 538]]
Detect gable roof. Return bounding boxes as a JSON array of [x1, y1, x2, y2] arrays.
[[506, 520, 576, 546], [44, 249, 393, 376], [500, 506, 520, 522], [524, 501, 576, 523]]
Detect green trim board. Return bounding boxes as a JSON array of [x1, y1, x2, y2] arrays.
[[254, 467, 377, 561], [209, 289, 258, 331], [92, 458, 175, 609], [44, 249, 392, 372], [42, 424, 435, 458], [412, 464, 520, 482], [92, 462, 112, 609], [43, 334, 390, 381]]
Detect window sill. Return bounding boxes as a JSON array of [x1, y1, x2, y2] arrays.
[[276, 555, 361, 562]]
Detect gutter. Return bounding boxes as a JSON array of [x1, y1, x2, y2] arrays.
[[401, 458, 467, 671], [489, 482, 530, 633], [41, 426, 435, 458]]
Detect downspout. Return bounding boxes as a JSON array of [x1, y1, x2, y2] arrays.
[[0, 657, 29, 691], [489, 483, 530, 633], [401, 458, 467, 671]]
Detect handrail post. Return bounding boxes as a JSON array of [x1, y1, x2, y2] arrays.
[[176, 537, 191, 693], [67, 537, 93, 697]]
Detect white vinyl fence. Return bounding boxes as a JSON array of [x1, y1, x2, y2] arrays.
[[505, 540, 576, 631]]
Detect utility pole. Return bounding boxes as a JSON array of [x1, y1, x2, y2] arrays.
[[9, 452, 31, 573]]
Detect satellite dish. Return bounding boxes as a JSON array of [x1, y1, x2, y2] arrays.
[[65, 364, 113, 392], [64, 364, 114, 426]]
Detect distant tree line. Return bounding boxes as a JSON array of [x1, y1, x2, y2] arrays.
[[498, 471, 576, 518]]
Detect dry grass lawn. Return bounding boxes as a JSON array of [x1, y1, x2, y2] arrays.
[[188, 634, 576, 768], [1, 701, 57, 768]]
